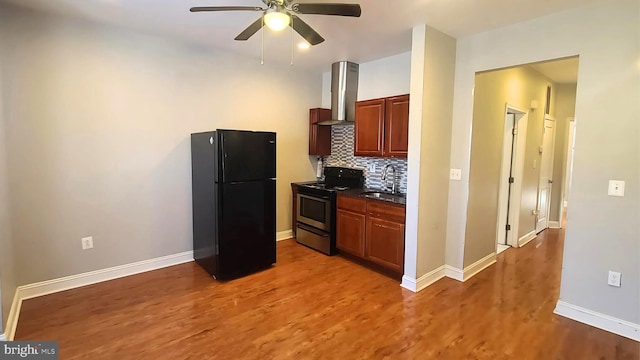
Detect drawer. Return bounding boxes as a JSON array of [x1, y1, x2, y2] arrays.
[[337, 195, 367, 214], [367, 201, 405, 222]]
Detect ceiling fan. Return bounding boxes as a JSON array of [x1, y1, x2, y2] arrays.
[[190, 1, 362, 46]]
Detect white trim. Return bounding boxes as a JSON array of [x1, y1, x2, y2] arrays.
[[444, 265, 464, 281], [548, 221, 561, 229], [276, 230, 294, 241], [400, 265, 445, 293], [2, 250, 194, 340], [0, 333, 6, 341], [443, 253, 496, 283], [554, 300, 640, 342], [3, 290, 21, 341], [461, 252, 497, 281], [19, 251, 194, 300], [518, 230, 537, 247]]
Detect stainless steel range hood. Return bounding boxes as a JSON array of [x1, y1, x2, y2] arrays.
[[317, 61, 359, 126]]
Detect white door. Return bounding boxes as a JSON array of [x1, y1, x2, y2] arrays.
[[536, 118, 555, 233], [497, 107, 528, 248]]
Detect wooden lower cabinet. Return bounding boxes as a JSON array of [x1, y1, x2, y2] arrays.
[[336, 194, 405, 274], [365, 216, 405, 272], [336, 209, 366, 257]]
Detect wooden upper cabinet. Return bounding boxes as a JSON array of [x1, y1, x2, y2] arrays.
[[384, 95, 410, 157], [309, 108, 332, 156], [354, 98, 385, 157], [354, 95, 409, 158]]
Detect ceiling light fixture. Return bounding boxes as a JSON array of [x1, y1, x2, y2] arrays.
[[298, 42, 310, 50], [264, 8, 290, 31]]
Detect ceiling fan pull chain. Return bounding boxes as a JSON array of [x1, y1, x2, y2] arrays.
[[290, 16, 294, 66], [261, 15, 265, 65]]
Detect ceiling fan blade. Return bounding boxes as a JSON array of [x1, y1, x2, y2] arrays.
[[290, 15, 324, 45], [190, 6, 264, 13], [235, 17, 265, 41], [292, 3, 361, 17]]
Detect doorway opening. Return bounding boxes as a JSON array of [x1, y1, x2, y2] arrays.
[[496, 105, 528, 253]]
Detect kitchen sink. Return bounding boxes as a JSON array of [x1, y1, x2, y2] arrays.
[[361, 191, 405, 202]]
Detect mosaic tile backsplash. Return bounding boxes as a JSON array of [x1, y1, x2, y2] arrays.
[[323, 126, 408, 194]]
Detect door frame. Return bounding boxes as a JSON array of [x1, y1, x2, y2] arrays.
[[535, 115, 556, 233], [496, 104, 528, 248]]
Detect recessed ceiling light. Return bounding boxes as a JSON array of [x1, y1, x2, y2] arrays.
[[298, 42, 310, 50]]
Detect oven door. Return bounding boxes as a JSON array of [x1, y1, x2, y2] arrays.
[[297, 193, 331, 231]]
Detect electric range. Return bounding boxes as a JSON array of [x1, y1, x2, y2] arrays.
[[295, 167, 364, 255]]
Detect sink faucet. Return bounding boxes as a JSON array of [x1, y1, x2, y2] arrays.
[[381, 165, 397, 194]]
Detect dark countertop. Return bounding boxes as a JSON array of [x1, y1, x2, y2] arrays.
[[291, 182, 406, 206], [338, 188, 406, 206]]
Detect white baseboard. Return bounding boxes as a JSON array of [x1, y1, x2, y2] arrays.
[[444, 265, 464, 281], [400, 266, 445, 292], [518, 230, 537, 247], [19, 251, 194, 301], [3, 290, 21, 341], [554, 300, 640, 342], [3, 250, 194, 341], [548, 221, 561, 229], [461, 252, 497, 281], [276, 230, 294, 241], [0, 333, 6, 341]]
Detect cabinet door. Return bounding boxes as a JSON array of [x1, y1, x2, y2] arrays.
[[384, 94, 410, 158], [309, 108, 332, 156], [354, 98, 385, 157], [365, 216, 405, 272], [336, 209, 366, 257]]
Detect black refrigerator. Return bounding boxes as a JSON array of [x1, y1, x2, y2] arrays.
[[191, 129, 276, 280]]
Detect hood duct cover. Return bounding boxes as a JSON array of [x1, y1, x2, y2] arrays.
[[317, 61, 359, 125]]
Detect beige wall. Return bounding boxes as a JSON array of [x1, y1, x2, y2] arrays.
[[0, 63, 17, 332], [415, 27, 456, 277], [404, 25, 456, 284], [448, 0, 639, 323], [464, 66, 555, 266], [0, 5, 321, 286], [549, 83, 577, 222]]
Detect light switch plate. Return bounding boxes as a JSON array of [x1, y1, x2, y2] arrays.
[[608, 180, 625, 197], [608, 271, 621, 287], [450, 169, 462, 181]]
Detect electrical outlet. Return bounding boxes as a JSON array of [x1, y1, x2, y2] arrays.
[[81, 236, 94, 250], [369, 164, 376, 173], [450, 169, 462, 181], [607, 271, 621, 287]]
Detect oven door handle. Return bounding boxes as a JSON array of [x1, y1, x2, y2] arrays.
[[299, 193, 330, 200], [297, 223, 330, 237]]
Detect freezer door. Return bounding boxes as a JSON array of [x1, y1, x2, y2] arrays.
[[219, 130, 276, 183], [217, 179, 276, 279]]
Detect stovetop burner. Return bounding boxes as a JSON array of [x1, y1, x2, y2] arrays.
[[302, 182, 351, 191]]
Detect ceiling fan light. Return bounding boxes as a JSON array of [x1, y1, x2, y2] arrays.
[[264, 11, 290, 31]]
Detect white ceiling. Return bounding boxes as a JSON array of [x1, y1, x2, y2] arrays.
[[1, 0, 602, 70], [529, 57, 579, 84]]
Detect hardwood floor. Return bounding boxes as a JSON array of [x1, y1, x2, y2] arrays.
[[16, 229, 639, 359]]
